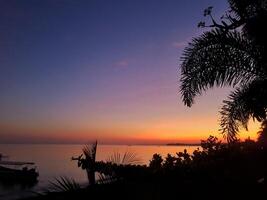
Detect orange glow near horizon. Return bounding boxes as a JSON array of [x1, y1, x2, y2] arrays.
[[0, 71, 261, 145], [0, 117, 261, 144]]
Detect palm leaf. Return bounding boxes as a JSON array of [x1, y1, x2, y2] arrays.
[[46, 176, 80, 193], [82, 141, 97, 162], [106, 151, 142, 165], [72, 141, 98, 185], [180, 28, 261, 107], [220, 79, 267, 141], [228, 0, 266, 20], [97, 173, 117, 184]]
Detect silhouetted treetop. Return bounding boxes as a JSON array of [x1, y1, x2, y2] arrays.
[[180, 0, 267, 141]]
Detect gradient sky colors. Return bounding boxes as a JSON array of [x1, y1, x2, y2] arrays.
[[0, 0, 260, 144]]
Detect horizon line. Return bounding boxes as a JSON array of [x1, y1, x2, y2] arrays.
[[0, 142, 201, 146]]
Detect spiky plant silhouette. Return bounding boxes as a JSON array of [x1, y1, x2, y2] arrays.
[[46, 176, 81, 193], [106, 151, 142, 165], [72, 141, 98, 185], [72, 142, 142, 185]]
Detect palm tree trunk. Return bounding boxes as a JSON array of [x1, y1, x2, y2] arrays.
[[86, 169, 95, 185]]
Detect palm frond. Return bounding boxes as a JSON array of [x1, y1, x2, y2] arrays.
[[72, 141, 98, 185], [106, 151, 142, 165], [97, 173, 117, 184], [220, 79, 267, 141], [46, 176, 80, 193], [228, 0, 267, 20], [82, 141, 97, 162], [180, 28, 261, 107]]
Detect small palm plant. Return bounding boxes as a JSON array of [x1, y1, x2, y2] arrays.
[[72, 141, 98, 185], [97, 150, 142, 184], [44, 176, 81, 194], [72, 142, 142, 185], [106, 151, 142, 165]]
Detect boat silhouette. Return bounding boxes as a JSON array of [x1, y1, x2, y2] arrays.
[[0, 153, 38, 184]]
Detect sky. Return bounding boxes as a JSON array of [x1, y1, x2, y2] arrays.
[[0, 0, 260, 144]]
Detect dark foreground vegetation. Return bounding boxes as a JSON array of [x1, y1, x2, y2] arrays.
[[22, 135, 266, 200]]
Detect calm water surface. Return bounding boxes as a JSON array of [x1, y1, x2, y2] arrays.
[[0, 144, 199, 199]]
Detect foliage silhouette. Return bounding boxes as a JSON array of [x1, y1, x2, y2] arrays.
[[149, 154, 163, 171], [72, 141, 97, 185], [72, 142, 143, 186], [106, 151, 142, 165], [45, 177, 81, 193], [180, 0, 267, 141], [257, 120, 267, 148], [72, 138, 265, 186], [29, 138, 266, 200]]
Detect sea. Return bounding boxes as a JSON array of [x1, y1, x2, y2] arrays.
[[0, 144, 199, 200]]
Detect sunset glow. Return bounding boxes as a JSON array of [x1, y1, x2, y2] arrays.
[[0, 0, 261, 144]]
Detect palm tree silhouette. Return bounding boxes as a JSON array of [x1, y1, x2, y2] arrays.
[[180, 0, 267, 141], [72, 141, 98, 185]]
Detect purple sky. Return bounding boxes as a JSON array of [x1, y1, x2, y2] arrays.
[[0, 0, 258, 144]]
